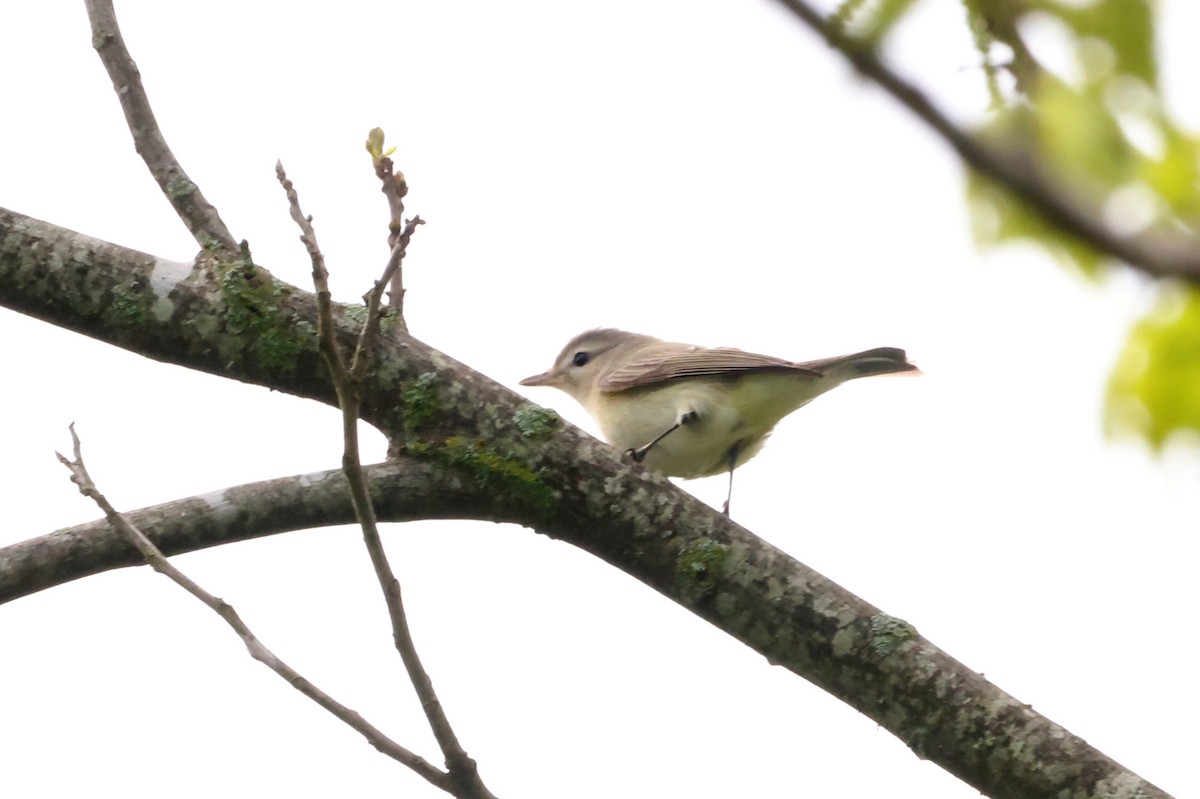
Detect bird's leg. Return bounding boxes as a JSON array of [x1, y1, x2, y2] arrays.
[[721, 444, 738, 516], [627, 410, 699, 463]]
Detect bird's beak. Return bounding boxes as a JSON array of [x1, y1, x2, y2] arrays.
[[519, 370, 557, 387]]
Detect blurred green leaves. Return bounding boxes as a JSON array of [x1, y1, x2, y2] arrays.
[[963, 0, 1187, 270], [949, 0, 1200, 450], [1050, 0, 1155, 84], [828, 0, 1200, 450], [1107, 288, 1200, 448], [831, 0, 919, 45]]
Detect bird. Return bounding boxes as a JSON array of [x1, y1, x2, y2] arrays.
[[520, 328, 918, 515]]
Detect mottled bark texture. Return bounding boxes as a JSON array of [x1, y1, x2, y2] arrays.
[[0, 206, 1170, 799]]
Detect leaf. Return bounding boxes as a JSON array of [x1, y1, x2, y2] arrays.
[[364, 127, 388, 163], [1139, 125, 1200, 221], [1043, 0, 1156, 85], [1106, 286, 1200, 448], [966, 169, 1105, 276], [1036, 77, 1135, 189], [965, 89, 1126, 276]]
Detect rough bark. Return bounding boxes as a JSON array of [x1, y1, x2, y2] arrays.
[[0, 205, 1170, 799]]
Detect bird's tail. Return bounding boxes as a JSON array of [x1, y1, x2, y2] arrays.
[[798, 348, 920, 382]]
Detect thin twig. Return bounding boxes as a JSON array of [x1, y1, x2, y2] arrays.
[[55, 424, 452, 792], [365, 128, 413, 319], [350, 216, 424, 380], [278, 169, 487, 796], [772, 0, 1200, 283], [276, 162, 347, 389], [84, 0, 237, 254]]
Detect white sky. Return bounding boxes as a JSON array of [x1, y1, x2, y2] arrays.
[[1, 1, 1195, 797]]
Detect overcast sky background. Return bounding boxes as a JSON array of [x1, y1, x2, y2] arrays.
[[2, 1, 1196, 797]]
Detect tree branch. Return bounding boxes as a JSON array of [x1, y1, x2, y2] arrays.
[[772, 0, 1200, 283], [55, 426, 454, 793], [0, 207, 1170, 798], [0, 459, 522, 605], [84, 0, 237, 253], [0, 2, 1175, 794], [280, 165, 488, 797], [365, 127, 413, 316]]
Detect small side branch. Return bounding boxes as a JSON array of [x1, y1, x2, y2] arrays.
[[365, 128, 415, 321], [352, 216, 424, 376], [85, 0, 237, 253], [55, 425, 452, 793], [275, 162, 347, 389], [279, 168, 487, 797]]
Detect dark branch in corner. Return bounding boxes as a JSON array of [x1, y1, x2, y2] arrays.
[[84, 0, 237, 253], [773, 0, 1200, 283]]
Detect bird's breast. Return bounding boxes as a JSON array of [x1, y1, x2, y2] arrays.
[[589, 376, 820, 479]]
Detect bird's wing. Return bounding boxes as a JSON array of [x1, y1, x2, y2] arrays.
[[598, 343, 820, 392]]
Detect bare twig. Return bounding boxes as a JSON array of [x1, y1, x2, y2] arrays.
[[772, 0, 1200, 283], [276, 162, 347, 389], [365, 128, 413, 318], [55, 424, 452, 792], [0, 458, 529, 606], [84, 0, 237, 254], [351, 216, 424, 379], [278, 170, 486, 797]]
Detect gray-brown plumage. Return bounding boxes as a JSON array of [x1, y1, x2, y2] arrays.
[[521, 328, 918, 513]]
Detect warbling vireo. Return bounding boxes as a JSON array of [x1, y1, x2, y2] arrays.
[[520, 328, 918, 514]]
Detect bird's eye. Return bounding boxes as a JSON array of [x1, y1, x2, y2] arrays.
[[572, 351, 590, 367]]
